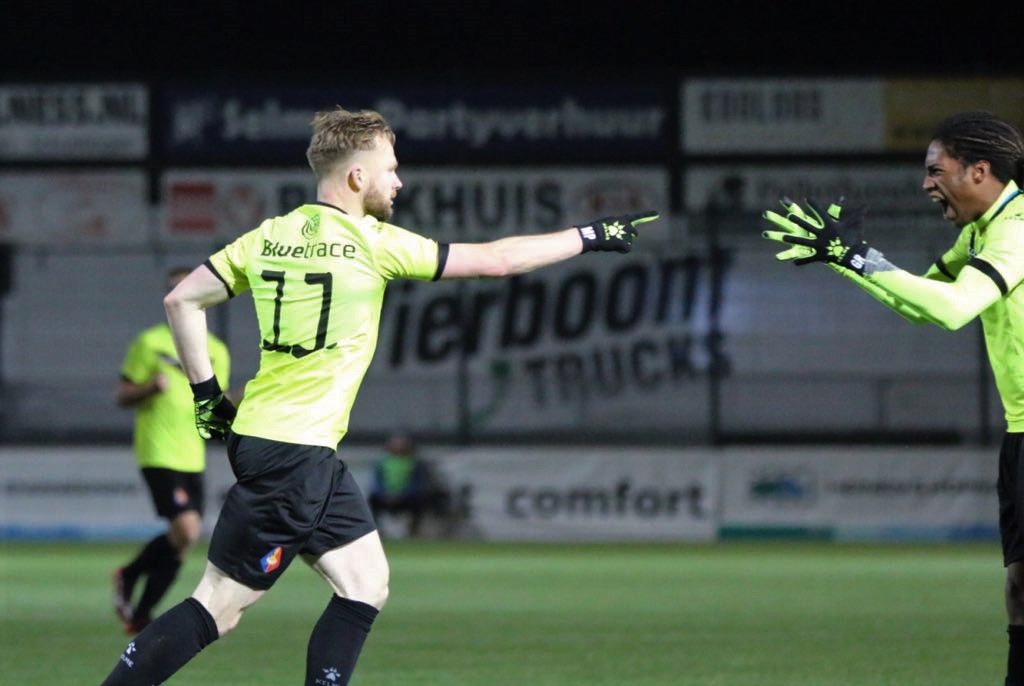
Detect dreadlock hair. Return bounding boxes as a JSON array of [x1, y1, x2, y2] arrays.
[[931, 110, 1024, 186]]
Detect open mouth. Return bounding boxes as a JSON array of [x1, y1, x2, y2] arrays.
[[931, 195, 951, 217]]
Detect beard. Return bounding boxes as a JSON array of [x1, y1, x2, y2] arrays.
[[364, 186, 393, 221]]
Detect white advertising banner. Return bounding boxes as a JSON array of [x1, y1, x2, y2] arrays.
[[0, 83, 148, 160], [1, 446, 999, 543], [0, 446, 378, 540], [0, 170, 149, 245], [0, 447, 226, 539], [0, 445, 713, 542], [159, 167, 668, 243], [434, 447, 716, 541], [681, 78, 885, 153], [719, 447, 999, 540]]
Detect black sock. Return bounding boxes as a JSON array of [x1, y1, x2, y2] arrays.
[[100, 597, 219, 686], [1009, 625, 1024, 686], [134, 548, 183, 622], [305, 595, 379, 686], [123, 535, 174, 587]]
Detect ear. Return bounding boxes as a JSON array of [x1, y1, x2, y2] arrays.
[[347, 164, 365, 192], [970, 159, 991, 184]]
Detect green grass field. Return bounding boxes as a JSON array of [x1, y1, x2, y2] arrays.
[[0, 540, 1009, 685]]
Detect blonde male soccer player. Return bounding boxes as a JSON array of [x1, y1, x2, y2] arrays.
[[112, 266, 231, 635], [762, 110, 1024, 685], [98, 107, 658, 686]]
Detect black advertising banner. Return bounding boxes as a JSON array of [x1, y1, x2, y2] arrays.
[[161, 83, 671, 164]]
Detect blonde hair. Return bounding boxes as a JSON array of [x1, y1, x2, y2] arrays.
[[305, 107, 396, 179]]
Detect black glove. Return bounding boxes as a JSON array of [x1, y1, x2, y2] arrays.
[[575, 210, 659, 253], [190, 376, 237, 440], [762, 198, 870, 274]]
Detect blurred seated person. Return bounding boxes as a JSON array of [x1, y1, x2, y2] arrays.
[[368, 432, 442, 537]]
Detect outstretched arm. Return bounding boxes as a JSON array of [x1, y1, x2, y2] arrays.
[[441, 228, 584, 279], [861, 258, 1002, 330], [762, 197, 1003, 330], [438, 211, 659, 280], [828, 264, 934, 325]]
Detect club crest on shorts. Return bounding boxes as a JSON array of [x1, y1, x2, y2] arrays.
[[260, 546, 283, 573]]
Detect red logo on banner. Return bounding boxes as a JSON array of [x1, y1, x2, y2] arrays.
[[168, 182, 217, 234]]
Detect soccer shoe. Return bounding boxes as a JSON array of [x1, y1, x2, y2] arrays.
[[112, 568, 133, 623]]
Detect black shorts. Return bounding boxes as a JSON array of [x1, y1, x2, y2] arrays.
[[141, 467, 205, 519], [997, 432, 1024, 566], [208, 433, 376, 590]]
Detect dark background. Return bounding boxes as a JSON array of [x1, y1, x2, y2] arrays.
[[2, 1, 1014, 80]]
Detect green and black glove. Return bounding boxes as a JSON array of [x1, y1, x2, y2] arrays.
[[576, 210, 659, 253], [762, 197, 870, 274], [190, 376, 237, 440]]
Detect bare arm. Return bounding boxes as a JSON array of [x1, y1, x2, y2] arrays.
[[116, 374, 167, 407], [163, 265, 231, 384], [439, 228, 584, 279]]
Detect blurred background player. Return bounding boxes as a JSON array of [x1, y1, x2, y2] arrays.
[[369, 431, 444, 538], [761, 110, 1024, 686], [111, 266, 231, 634]]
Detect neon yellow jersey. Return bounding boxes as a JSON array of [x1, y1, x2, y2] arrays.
[[121, 323, 231, 471], [206, 203, 443, 448], [939, 184, 1024, 429]]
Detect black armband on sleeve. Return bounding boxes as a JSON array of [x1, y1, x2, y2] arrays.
[[203, 260, 235, 298], [968, 257, 1009, 295], [432, 244, 450, 281], [934, 259, 956, 281]]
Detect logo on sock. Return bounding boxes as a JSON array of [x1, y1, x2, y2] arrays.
[[318, 667, 340, 683], [119, 641, 137, 668], [260, 546, 283, 573]]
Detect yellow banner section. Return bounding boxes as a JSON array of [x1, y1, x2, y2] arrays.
[[885, 79, 1024, 151]]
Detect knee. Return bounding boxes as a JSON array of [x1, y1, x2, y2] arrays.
[[169, 513, 203, 552], [357, 572, 389, 610], [190, 565, 263, 638], [192, 597, 249, 638], [372, 580, 390, 610], [212, 609, 245, 637]]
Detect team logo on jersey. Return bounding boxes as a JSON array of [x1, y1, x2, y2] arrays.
[[301, 214, 321, 242], [260, 546, 283, 573]]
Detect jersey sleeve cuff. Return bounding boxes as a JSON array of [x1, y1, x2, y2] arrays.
[[934, 259, 956, 281], [968, 257, 1009, 295], [204, 259, 235, 298], [432, 243, 450, 281]]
